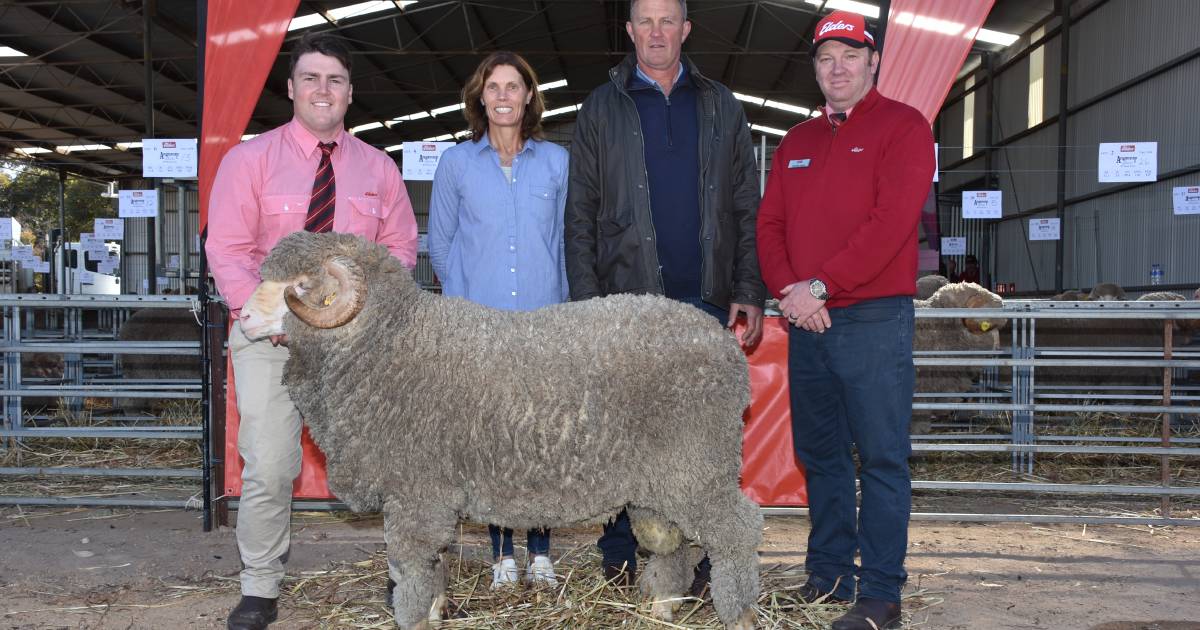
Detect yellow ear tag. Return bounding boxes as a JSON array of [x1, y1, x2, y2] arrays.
[[323, 293, 336, 306], [980, 321, 992, 332]]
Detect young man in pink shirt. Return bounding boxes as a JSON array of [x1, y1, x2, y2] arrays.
[[206, 32, 417, 630]]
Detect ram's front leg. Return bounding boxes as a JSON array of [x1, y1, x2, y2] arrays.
[[383, 503, 454, 630]]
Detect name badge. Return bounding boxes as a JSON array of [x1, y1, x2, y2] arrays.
[[788, 159, 811, 169]]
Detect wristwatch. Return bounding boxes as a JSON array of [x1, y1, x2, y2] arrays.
[[809, 278, 829, 301]]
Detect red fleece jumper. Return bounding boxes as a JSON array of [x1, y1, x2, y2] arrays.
[[757, 88, 935, 308]]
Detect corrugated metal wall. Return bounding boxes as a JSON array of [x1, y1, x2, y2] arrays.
[[936, 0, 1200, 293]]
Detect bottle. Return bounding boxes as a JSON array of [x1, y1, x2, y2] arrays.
[[1150, 263, 1163, 286]]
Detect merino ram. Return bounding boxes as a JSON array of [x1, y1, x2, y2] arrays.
[[237, 232, 761, 630]]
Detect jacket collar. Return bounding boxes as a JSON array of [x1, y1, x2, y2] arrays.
[[287, 118, 348, 159], [611, 54, 710, 94], [823, 87, 882, 128], [470, 131, 537, 157]]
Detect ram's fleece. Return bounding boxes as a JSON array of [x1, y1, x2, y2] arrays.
[[239, 232, 761, 630]]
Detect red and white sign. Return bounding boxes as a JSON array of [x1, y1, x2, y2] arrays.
[[402, 141, 454, 181], [961, 190, 1002, 219], [1098, 142, 1156, 183], [1174, 186, 1200, 215]]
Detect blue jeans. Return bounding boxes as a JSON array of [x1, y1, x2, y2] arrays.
[[489, 525, 550, 560], [787, 296, 914, 603], [597, 296, 726, 569]]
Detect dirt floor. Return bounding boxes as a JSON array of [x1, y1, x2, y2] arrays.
[[1, 508, 1198, 630]]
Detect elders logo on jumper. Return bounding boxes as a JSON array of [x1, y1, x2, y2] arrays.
[[851, 147, 865, 153], [819, 21, 855, 37]]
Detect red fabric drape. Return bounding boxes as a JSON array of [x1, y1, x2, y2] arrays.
[[877, 0, 996, 123], [198, 0, 299, 231], [225, 317, 809, 506]]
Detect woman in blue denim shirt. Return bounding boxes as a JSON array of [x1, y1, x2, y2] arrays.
[[428, 51, 568, 589]]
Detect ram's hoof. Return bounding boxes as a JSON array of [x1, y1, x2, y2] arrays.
[[726, 608, 757, 630], [650, 597, 683, 621]]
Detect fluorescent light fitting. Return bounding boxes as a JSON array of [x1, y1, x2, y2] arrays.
[[542, 104, 579, 119], [893, 11, 964, 36], [765, 100, 811, 116], [973, 27, 1019, 47], [750, 124, 787, 137], [349, 121, 384, 134], [804, 0, 880, 19], [289, 1, 417, 31], [388, 111, 432, 126], [385, 144, 404, 153], [423, 134, 455, 142], [733, 92, 765, 106], [539, 79, 568, 91], [57, 144, 111, 153], [430, 103, 465, 117], [115, 141, 143, 150], [15, 147, 51, 155], [241, 133, 258, 141], [0, 46, 27, 57]]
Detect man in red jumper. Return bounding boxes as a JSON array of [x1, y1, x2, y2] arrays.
[[756, 10, 935, 630]]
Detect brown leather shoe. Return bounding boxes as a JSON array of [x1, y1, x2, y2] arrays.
[[227, 595, 278, 630], [831, 597, 901, 630], [602, 562, 636, 586], [795, 581, 851, 605]]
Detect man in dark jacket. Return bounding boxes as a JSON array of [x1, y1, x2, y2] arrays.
[[564, 0, 766, 591], [756, 10, 935, 630]]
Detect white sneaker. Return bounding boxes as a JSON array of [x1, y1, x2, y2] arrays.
[[525, 554, 558, 587], [491, 557, 519, 589]]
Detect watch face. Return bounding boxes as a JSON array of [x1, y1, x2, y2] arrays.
[[811, 279, 827, 299]]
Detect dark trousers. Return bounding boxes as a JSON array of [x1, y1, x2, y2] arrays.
[[489, 525, 550, 561], [597, 297, 726, 572], [787, 296, 914, 603]]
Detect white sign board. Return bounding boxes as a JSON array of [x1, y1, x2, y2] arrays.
[[98, 259, 118, 275], [961, 190, 1002, 219], [0, 217, 21, 243], [119, 190, 159, 218], [933, 142, 939, 183], [32, 260, 50, 273], [142, 138, 198, 178], [79, 270, 95, 285], [1028, 218, 1061, 241], [94, 218, 124, 239], [418, 233, 429, 254], [1173, 186, 1200, 215], [940, 237, 967, 255], [168, 254, 180, 269], [1098, 142, 1157, 182], [402, 141, 454, 181], [11, 245, 36, 263]]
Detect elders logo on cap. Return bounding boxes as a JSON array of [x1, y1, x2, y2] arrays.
[[811, 10, 876, 57]]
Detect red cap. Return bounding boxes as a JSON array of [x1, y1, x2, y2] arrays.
[[811, 10, 876, 57]]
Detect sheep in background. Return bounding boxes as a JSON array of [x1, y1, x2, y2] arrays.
[[912, 283, 1007, 435], [1088, 282, 1126, 301], [915, 274, 949, 300], [117, 307, 201, 413], [1193, 287, 1199, 300], [1051, 289, 1087, 301], [238, 232, 760, 630]]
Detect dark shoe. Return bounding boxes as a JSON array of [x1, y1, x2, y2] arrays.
[[796, 581, 851, 605], [831, 598, 901, 630], [688, 559, 711, 598], [602, 562, 636, 586], [227, 595, 278, 630], [385, 576, 396, 608]]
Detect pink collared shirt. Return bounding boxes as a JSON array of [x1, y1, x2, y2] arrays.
[[207, 118, 418, 313]]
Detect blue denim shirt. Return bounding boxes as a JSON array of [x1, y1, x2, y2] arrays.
[[428, 134, 570, 311]]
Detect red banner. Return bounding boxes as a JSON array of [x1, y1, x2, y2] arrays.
[[877, 0, 996, 123], [199, 0, 299, 232], [224, 317, 809, 506]]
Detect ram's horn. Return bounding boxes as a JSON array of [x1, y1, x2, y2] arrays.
[[284, 256, 367, 329]]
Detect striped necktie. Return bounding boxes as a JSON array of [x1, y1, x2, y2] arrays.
[[305, 141, 337, 233], [829, 111, 847, 129]]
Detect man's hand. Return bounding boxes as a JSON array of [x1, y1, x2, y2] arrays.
[[726, 303, 763, 347], [779, 281, 827, 329], [800, 306, 832, 333], [269, 334, 288, 347]]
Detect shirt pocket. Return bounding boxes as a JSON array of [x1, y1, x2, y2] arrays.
[[344, 195, 391, 241], [527, 185, 559, 227], [260, 194, 309, 241]]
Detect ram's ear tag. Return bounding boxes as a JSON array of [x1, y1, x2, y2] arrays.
[[323, 292, 337, 306]]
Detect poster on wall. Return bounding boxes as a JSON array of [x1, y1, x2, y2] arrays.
[[961, 190, 1002, 219], [933, 143, 939, 183], [94, 218, 124, 239], [1098, 142, 1157, 182], [1028, 218, 1061, 241], [940, 236, 967, 255], [401, 142, 453, 181], [142, 138, 198, 178], [119, 190, 158, 218], [1173, 186, 1200, 215]]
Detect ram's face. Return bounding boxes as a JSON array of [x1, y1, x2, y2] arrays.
[[241, 278, 308, 340]]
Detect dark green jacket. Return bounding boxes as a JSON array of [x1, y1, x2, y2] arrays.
[[565, 55, 766, 309]]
